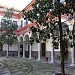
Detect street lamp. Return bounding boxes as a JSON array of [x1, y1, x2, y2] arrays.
[[0, 19, 3, 52], [68, 15, 75, 66]]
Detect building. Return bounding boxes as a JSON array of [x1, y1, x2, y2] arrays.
[[0, 0, 35, 57], [0, 0, 75, 66]]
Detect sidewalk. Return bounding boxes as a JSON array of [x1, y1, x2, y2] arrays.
[[0, 57, 75, 75]]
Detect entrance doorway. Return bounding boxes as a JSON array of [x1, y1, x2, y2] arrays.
[[0, 43, 3, 56], [41, 43, 46, 57], [25, 44, 29, 57], [0, 43, 2, 51], [20, 44, 23, 57]]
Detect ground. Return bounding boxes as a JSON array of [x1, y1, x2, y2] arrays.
[[0, 57, 75, 75]]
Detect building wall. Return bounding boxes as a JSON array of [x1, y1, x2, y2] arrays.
[[32, 41, 38, 51], [46, 39, 60, 51], [3, 43, 18, 51], [2, 43, 18, 56], [46, 39, 52, 51]]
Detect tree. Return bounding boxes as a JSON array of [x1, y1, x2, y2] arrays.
[[0, 8, 18, 57], [23, 0, 75, 75]]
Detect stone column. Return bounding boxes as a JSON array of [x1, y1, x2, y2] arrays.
[[70, 47, 75, 66], [6, 44, 9, 58], [6, 49, 9, 57], [29, 44, 32, 59], [50, 46, 55, 63], [23, 41, 26, 58], [70, 32, 75, 66], [18, 42, 20, 57], [37, 43, 41, 61], [48, 37, 55, 63], [50, 41, 55, 63]]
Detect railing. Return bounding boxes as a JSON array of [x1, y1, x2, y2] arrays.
[[0, 20, 31, 30], [18, 21, 31, 29]]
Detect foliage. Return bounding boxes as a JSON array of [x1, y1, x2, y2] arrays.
[[0, 8, 18, 46], [23, 0, 75, 75], [28, 37, 34, 45], [23, 0, 75, 45], [22, 0, 75, 60]]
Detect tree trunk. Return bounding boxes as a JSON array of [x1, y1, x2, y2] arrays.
[[58, 0, 65, 75], [6, 44, 9, 58]]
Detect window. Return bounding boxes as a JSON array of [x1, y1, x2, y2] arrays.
[[25, 19, 28, 25], [21, 20, 23, 28], [13, 21, 17, 25], [24, 19, 28, 26]]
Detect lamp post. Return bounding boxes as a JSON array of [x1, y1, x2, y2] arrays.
[[0, 20, 3, 52], [68, 18, 75, 66], [57, 0, 65, 74], [73, 18, 75, 66]]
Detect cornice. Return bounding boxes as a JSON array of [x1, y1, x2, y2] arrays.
[[16, 22, 35, 32], [0, 0, 35, 19], [19, 0, 35, 18]]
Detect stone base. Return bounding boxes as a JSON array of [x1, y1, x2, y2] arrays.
[[1, 51, 18, 56], [53, 73, 70, 75], [70, 63, 75, 66]]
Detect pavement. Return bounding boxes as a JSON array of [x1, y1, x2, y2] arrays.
[[0, 57, 75, 75]]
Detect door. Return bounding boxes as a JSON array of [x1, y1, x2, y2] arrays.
[[20, 44, 23, 57], [0, 43, 3, 56], [41, 43, 46, 56], [0, 43, 2, 51]]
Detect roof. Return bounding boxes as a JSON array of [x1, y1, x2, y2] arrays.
[[0, 0, 32, 11], [0, 0, 33, 18]]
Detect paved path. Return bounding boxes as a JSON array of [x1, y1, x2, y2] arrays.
[[0, 57, 75, 75]]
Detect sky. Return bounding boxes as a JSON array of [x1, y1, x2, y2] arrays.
[[60, 0, 65, 2], [0, 0, 65, 11], [0, 0, 32, 10]]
